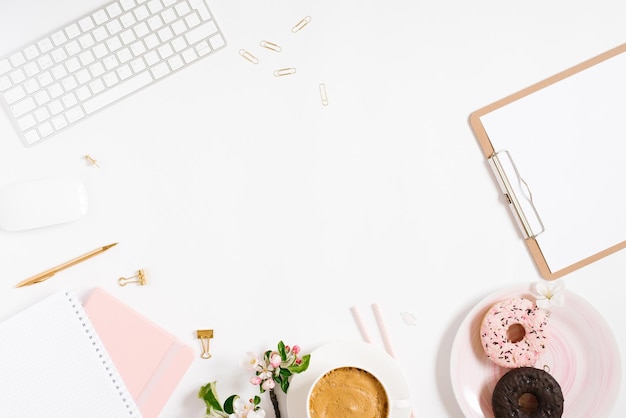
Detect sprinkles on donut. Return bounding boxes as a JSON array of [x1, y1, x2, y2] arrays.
[[480, 297, 548, 368]]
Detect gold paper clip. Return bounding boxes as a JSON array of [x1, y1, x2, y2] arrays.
[[118, 269, 147, 286], [239, 49, 259, 64], [274, 67, 296, 77], [197, 329, 214, 359], [291, 16, 311, 33], [260, 40, 282, 52], [319, 83, 328, 106]]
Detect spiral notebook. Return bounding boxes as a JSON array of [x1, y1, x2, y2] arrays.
[[0, 290, 141, 418], [84, 287, 195, 418], [470, 43, 626, 279]]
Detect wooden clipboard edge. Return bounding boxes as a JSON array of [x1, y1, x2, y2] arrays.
[[468, 42, 626, 280]]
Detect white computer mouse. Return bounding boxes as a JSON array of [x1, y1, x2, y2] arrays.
[[0, 176, 88, 231]]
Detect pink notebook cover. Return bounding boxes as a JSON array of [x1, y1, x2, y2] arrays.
[[83, 288, 195, 418]]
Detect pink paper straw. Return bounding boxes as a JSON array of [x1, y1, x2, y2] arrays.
[[350, 306, 372, 343], [372, 303, 416, 418], [372, 303, 395, 358]]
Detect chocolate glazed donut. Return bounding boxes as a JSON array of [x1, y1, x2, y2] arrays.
[[492, 367, 564, 418]]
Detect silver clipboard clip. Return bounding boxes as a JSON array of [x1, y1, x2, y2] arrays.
[[488, 150, 545, 239]]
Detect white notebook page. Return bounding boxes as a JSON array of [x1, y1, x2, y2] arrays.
[[0, 290, 142, 418], [479, 51, 626, 273]]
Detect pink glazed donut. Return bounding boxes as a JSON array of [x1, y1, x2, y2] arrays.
[[480, 297, 548, 368]]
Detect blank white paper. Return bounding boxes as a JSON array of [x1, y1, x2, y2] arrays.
[[480, 50, 626, 273]]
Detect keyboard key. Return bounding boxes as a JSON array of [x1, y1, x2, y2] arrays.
[[48, 100, 64, 115], [106, 3, 123, 17], [168, 54, 183, 70], [130, 58, 146, 73], [23, 45, 40, 60], [65, 23, 81, 39], [38, 38, 54, 53], [51, 114, 68, 130], [48, 83, 64, 98], [10, 69, 26, 84], [17, 114, 36, 130], [147, 0, 164, 14], [117, 64, 133, 79], [4, 86, 26, 104], [23, 62, 40, 77], [83, 70, 152, 114], [37, 121, 54, 137], [38, 54, 54, 70], [134, 5, 150, 21], [66, 106, 85, 123], [23, 79, 39, 94], [61, 75, 78, 91], [120, 0, 137, 11], [51, 31, 68, 46], [10, 97, 36, 117], [120, 12, 137, 28], [161, 8, 177, 23], [9, 52, 26, 67], [78, 18, 94, 33], [33, 90, 50, 105], [174, 2, 190, 16], [65, 40, 82, 56], [93, 9, 109, 25], [103, 71, 120, 86], [185, 20, 217, 45], [0, 75, 13, 91], [189, 0, 210, 20], [93, 27, 109, 42], [34, 107, 51, 122], [61, 92, 78, 107], [103, 55, 120, 70]]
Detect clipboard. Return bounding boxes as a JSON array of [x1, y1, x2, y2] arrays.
[[470, 43, 626, 280]]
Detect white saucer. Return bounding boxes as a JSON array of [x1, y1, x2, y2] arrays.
[[286, 340, 412, 418]]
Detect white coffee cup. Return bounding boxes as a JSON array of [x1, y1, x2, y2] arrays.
[[306, 366, 411, 418]]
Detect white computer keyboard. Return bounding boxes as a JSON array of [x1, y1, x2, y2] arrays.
[[0, 0, 226, 146]]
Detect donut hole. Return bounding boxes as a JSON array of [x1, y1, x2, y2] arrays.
[[518, 392, 539, 414], [506, 323, 526, 343]]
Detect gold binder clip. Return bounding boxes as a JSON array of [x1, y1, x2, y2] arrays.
[[197, 329, 214, 359], [118, 269, 147, 286], [291, 16, 311, 33]]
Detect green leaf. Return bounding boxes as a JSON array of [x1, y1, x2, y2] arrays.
[[198, 381, 224, 412], [280, 378, 290, 393], [253, 396, 261, 407], [287, 354, 311, 373], [279, 367, 292, 379], [278, 341, 287, 361], [224, 394, 238, 414]]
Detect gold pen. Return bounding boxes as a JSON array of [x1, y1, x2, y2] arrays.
[[15, 242, 118, 288]]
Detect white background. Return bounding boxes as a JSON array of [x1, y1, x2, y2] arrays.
[[0, 0, 624, 417]]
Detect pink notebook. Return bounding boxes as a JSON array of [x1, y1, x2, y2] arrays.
[[83, 288, 195, 418]]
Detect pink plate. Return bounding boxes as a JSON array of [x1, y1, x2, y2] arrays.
[[450, 284, 621, 418]]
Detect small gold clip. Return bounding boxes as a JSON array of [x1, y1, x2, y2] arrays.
[[291, 16, 311, 33], [274, 67, 296, 77], [319, 83, 328, 106], [118, 269, 147, 286], [197, 329, 214, 359], [84, 154, 100, 167], [239, 49, 259, 64], [260, 40, 282, 52]]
